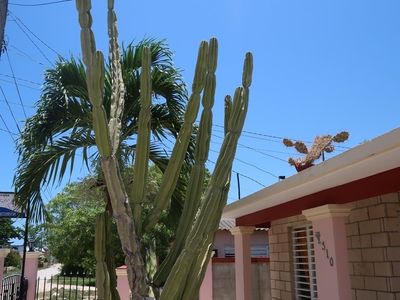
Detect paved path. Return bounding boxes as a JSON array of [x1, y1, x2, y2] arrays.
[[37, 263, 61, 279]]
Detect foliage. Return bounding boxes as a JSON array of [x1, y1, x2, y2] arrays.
[[0, 219, 22, 247], [46, 166, 177, 275], [5, 250, 21, 268], [75, 1, 252, 298], [14, 38, 191, 223], [45, 179, 116, 274], [283, 131, 349, 171]]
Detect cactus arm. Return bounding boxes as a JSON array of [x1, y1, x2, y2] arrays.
[[95, 212, 111, 300], [143, 41, 209, 233], [107, 0, 125, 155], [160, 52, 253, 300], [76, 0, 111, 157], [75, 2, 147, 299], [131, 46, 152, 234], [224, 95, 232, 135], [152, 38, 218, 286]]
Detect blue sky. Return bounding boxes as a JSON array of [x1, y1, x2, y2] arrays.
[[1, 0, 399, 207]]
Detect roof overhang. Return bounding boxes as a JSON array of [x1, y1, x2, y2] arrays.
[[223, 128, 400, 225]]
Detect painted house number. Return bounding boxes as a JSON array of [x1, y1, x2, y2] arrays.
[[314, 231, 334, 267]]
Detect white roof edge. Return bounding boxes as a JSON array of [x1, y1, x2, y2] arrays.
[[223, 128, 400, 219]]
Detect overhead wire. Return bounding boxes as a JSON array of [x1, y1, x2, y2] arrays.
[[0, 73, 41, 86], [8, 44, 45, 66], [0, 86, 21, 133], [0, 113, 17, 143], [212, 133, 288, 163], [213, 124, 351, 150], [9, 12, 64, 58], [207, 158, 266, 188], [0, 98, 34, 109], [0, 78, 41, 91], [209, 148, 278, 178], [161, 135, 267, 188], [9, 0, 72, 6], [5, 48, 27, 118], [9, 15, 54, 66]]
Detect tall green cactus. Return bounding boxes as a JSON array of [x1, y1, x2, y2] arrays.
[[95, 211, 121, 300], [153, 38, 218, 286], [75, 1, 253, 299]]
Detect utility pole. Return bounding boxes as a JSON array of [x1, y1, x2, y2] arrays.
[[0, 0, 8, 55]]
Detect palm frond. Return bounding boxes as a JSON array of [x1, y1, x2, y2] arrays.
[[14, 133, 96, 222]]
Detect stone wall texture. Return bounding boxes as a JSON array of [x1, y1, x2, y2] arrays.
[[346, 192, 400, 300], [268, 192, 400, 300]]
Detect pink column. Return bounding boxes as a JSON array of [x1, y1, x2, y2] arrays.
[[0, 249, 10, 286], [230, 226, 255, 300], [24, 252, 40, 300], [199, 259, 213, 300], [303, 204, 352, 300], [116, 265, 130, 300]]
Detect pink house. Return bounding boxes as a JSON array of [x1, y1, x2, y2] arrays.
[[220, 128, 400, 300], [200, 219, 270, 299]]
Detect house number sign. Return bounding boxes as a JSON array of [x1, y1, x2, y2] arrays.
[[314, 231, 334, 267]]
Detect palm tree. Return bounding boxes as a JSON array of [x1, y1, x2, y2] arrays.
[[14, 39, 191, 223]]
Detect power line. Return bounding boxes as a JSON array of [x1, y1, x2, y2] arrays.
[[9, 15, 54, 66], [0, 98, 34, 109], [0, 113, 17, 143], [9, 0, 72, 7], [0, 86, 21, 133], [210, 139, 297, 156], [209, 148, 278, 178], [207, 158, 266, 188], [5, 49, 27, 118], [9, 12, 63, 58], [0, 73, 41, 86], [213, 124, 351, 150], [212, 134, 288, 163], [0, 78, 41, 91], [8, 44, 45, 66], [162, 135, 267, 187]]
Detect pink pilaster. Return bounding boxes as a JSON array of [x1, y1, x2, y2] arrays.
[[116, 265, 130, 300], [303, 204, 352, 300], [199, 259, 213, 300], [24, 252, 40, 300], [0, 249, 10, 286], [230, 226, 255, 300]]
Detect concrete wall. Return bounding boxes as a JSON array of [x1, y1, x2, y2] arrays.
[[212, 261, 271, 300], [268, 191, 400, 300]]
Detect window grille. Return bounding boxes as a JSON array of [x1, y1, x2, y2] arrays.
[[292, 224, 318, 299]]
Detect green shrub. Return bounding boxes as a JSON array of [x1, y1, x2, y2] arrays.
[[5, 250, 21, 268]]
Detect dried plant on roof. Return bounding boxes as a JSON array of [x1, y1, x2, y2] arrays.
[[283, 131, 349, 172]]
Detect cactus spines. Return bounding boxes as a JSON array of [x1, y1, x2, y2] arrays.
[[284, 131, 350, 171], [107, 0, 125, 155]]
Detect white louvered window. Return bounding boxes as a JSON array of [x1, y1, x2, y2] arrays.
[[292, 224, 318, 300], [223, 245, 269, 258]]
